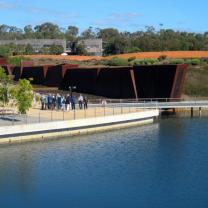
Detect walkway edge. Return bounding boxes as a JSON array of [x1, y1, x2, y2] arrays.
[[0, 110, 159, 145]]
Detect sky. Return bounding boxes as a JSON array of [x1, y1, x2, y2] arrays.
[[0, 0, 207, 33]]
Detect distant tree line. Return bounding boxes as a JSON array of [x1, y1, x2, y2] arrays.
[[0, 22, 208, 56]]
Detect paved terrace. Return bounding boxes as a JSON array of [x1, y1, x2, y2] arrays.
[[0, 98, 208, 126]]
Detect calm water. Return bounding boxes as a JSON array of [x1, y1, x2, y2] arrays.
[[0, 118, 208, 208]]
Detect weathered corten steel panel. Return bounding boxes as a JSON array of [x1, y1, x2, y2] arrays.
[[44, 65, 62, 87], [133, 65, 186, 99], [60, 67, 98, 94], [170, 64, 188, 99], [12, 67, 21, 81], [0, 63, 188, 99], [21, 66, 45, 84], [61, 64, 79, 78], [95, 67, 135, 98]]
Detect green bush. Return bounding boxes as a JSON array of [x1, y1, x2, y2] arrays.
[[184, 58, 201, 65], [144, 58, 159, 65], [105, 57, 129, 66], [191, 58, 200, 65], [7, 56, 22, 66], [7, 56, 31, 66], [133, 59, 145, 66], [0, 45, 12, 58], [169, 59, 185, 64], [15, 79, 33, 114], [184, 59, 192, 65], [133, 58, 159, 66]]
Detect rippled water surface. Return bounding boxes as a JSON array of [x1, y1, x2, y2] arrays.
[[0, 118, 208, 208]]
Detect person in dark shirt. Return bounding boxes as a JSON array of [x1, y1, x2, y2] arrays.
[[83, 96, 88, 109], [71, 95, 76, 110]]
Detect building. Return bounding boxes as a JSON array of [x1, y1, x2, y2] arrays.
[[78, 39, 102, 56], [0, 39, 66, 52]]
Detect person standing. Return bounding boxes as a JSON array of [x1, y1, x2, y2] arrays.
[[78, 94, 84, 109], [71, 95, 76, 110], [83, 96, 88, 109], [65, 94, 70, 111], [40, 94, 45, 110]]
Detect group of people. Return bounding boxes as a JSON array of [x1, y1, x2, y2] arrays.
[[40, 93, 88, 111]]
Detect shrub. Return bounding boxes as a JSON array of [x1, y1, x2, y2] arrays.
[[200, 57, 208, 64], [184, 58, 200, 65], [0, 45, 12, 58], [133, 58, 159, 66], [191, 58, 200, 65], [184, 59, 192, 65], [105, 57, 129, 66], [169, 59, 185, 64], [0, 67, 12, 106], [128, 56, 136, 62], [144, 58, 159, 65], [158, 55, 167, 61], [7, 56, 32, 66], [15, 79, 33, 114], [7, 56, 22, 66], [133, 59, 145, 66]]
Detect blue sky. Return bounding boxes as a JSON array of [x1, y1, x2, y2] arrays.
[[0, 0, 207, 33]]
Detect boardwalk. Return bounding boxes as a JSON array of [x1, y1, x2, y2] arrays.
[[99, 100, 208, 109]]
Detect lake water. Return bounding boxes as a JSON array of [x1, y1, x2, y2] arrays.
[[0, 118, 208, 208]]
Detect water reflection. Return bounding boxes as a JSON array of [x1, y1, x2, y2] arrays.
[[0, 119, 208, 208]]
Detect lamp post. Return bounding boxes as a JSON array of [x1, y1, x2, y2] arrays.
[[69, 85, 76, 97]]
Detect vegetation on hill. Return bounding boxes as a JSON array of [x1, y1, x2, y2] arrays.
[[0, 23, 208, 55]]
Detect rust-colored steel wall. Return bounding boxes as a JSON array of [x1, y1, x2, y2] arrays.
[[133, 65, 180, 99], [0, 63, 188, 99], [170, 64, 188, 99]]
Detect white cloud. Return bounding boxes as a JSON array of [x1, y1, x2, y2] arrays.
[[0, 1, 17, 9]]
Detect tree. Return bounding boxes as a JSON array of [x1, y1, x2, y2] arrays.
[[0, 67, 12, 106], [15, 79, 33, 114], [49, 45, 64, 55], [65, 26, 79, 41], [25, 44, 35, 54], [24, 25, 34, 39], [75, 43, 88, 55], [81, 26, 96, 39], [34, 22, 63, 39], [0, 45, 12, 58]]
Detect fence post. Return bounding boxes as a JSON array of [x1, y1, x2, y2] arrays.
[[51, 110, 53, 121], [73, 110, 75, 120], [113, 106, 115, 115], [12, 110, 14, 125], [104, 106, 106, 116], [39, 111, 40, 123]]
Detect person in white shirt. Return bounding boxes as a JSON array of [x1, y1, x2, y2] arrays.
[[78, 94, 84, 109]]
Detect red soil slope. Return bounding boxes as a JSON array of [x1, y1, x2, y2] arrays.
[[25, 51, 208, 61]]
